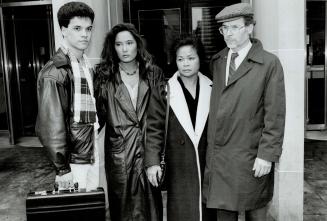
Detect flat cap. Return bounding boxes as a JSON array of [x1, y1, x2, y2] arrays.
[[215, 3, 253, 23]]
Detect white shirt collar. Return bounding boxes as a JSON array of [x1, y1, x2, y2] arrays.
[[229, 40, 252, 65], [225, 41, 252, 86]]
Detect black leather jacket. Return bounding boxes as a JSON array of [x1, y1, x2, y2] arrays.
[[36, 49, 94, 175]]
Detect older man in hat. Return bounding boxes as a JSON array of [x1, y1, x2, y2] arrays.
[[202, 3, 286, 221]]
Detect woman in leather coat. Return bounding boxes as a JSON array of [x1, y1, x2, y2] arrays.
[[94, 23, 163, 221]]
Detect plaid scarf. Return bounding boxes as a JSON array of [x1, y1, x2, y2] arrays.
[[61, 45, 97, 124]]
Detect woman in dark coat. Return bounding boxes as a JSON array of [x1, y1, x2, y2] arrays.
[[94, 23, 163, 221], [145, 36, 213, 221]]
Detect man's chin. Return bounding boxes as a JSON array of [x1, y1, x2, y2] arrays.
[[77, 43, 90, 50], [225, 42, 236, 48], [227, 45, 236, 50], [76, 46, 89, 52]]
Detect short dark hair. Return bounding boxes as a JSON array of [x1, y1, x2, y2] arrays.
[[57, 2, 94, 29], [173, 34, 206, 71]]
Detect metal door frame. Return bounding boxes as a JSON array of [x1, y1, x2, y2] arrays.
[[306, 0, 327, 130], [0, 7, 15, 142], [0, 0, 52, 144], [0, 7, 12, 138]]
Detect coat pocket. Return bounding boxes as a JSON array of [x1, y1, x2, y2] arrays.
[[131, 170, 146, 196], [108, 136, 125, 154], [69, 123, 93, 155], [214, 116, 231, 146], [108, 151, 126, 175]]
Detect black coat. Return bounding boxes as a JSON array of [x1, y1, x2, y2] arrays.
[[94, 64, 164, 221], [146, 72, 212, 221]]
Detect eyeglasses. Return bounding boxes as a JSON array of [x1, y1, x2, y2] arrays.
[[219, 25, 245, 35]]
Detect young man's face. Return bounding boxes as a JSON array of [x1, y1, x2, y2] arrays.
[[220, 17, 253, 52], [61, 16, 93, 55]]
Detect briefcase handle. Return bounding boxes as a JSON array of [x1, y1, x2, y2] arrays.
[[54, 182, 79, 191]]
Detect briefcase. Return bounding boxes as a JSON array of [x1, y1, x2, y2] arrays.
[[26, 187, 105, 221]]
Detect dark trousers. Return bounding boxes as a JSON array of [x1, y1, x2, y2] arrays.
[[216, 206, 268, 221]]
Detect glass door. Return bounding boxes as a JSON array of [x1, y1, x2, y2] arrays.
[[0, 2, 54, 143], [123, 0, 239, 78], [306, 0, 327, 130], [138, 8, 182, 77], [0, 11, 9, 133], [191, 5, 226, 74]]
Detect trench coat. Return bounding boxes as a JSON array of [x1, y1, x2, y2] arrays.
[[202, 39, 286, 211], [94, 64, 163, 221], [145, 72, 212, 221]]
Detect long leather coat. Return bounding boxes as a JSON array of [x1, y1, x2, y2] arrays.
[[94, 64, 163, 221], [36, 49, 94, 175], [202, 39, 286, 211]]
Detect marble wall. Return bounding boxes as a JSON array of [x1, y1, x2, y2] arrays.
[[253, 0, 305, 220]]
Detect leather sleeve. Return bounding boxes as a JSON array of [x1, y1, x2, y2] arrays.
[[93, 71, 108, 131], [146, 65, 165, 88], [145, 82, 167, 168], [36, 68, 71, 175]]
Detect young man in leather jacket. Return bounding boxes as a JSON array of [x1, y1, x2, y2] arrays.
[[35, 2, 99, 191]]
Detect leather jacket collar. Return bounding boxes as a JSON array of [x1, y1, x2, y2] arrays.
[[52, 48, 71, 68]]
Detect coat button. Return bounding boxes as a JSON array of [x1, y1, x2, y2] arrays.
[[179, 139, 185, 145]]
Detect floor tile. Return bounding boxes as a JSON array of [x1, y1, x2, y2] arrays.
[[304, 215, 327, 221], [1, 138, 327, 220]]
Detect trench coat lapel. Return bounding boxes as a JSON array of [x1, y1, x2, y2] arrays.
[[136, 78, 149, 121], [114, 78, 139, 124], [169, 72, 212, 148], [194, 73, 212, 147], [225, 43, 264, 88], [221, 56, 228, 87], [226, 61, 252, 87], [209, 50, 228, 123], [169, 73, 195, 146]]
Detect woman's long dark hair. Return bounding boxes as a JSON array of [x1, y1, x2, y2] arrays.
[[95, 23, 153, 82]]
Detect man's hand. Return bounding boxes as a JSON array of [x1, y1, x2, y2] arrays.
[[55, 172, 73, 189], [146, 165, 162, 187], [252, 158, 272, 178]]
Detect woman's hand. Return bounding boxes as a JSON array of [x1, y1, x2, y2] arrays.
[[146, 165, 162, 187]]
